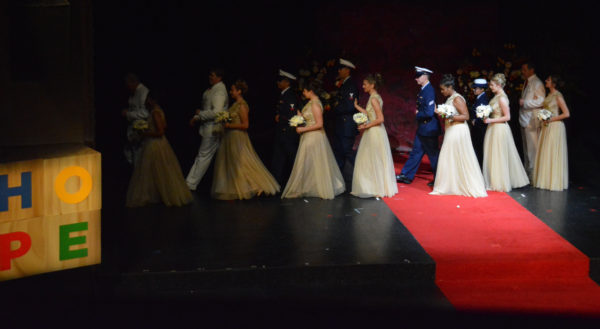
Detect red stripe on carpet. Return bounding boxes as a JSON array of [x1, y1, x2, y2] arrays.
[[385, 154, 600, 315]]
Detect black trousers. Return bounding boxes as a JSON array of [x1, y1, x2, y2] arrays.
[[333, 133, 356, 170], [271, 134, 298, 187]]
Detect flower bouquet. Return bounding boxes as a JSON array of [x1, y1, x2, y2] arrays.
[[353, 113, 368, 125], [215, 111, 232, 123], [436, 104, 457, 119], [537, 109, 552, 122], [289, 115, 306, 127], [475, 105, 492, 119], [132, 119, 148, 131]]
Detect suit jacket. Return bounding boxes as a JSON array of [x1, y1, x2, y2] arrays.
[[470, 92, 490, 128], [275, 87, 300, 138], [519, 74, 545, 127], [194, 81, 229, 137], [415, 82, 441, 137], [334, 76, 359, 137]]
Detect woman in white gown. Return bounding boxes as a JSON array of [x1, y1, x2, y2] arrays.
[[211, 80, 280, 200], [126, 93, 193, 207], [351, 73, 397, 198], [430, 74, 487, 197], [281, 82, 345, 199], [532, 75, 570, 191], [482, 73, 529, 192]]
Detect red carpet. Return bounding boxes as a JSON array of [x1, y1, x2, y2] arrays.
[[384, 154, 600, 315]]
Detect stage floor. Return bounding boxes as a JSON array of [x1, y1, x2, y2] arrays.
[[2, 149, 599, 326]]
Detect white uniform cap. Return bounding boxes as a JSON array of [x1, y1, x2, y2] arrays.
[[415, 66, 433, 74], [279, 69, 297, 81], [339, 58, 356, 69], [473, 78, 487, 85]]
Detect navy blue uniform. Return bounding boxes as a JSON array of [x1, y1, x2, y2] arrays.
[[400, 82, 441, 180], [271, 87, 300, 186], [333, 77, 359, 170], [469, 92, 489, 168]]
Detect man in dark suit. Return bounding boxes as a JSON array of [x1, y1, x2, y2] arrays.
[[271, 69, 300, 187], [469, 78, 489, 168], [397, 67, 441, 186], [333, 58, 359, 174]]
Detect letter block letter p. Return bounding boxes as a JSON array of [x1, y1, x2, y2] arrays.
[[0, 232, 32, 271]]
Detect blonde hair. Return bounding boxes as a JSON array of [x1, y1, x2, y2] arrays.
[[491, 73, 506, 88]]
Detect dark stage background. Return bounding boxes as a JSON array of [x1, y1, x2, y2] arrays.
[[92, 0, 597, 184]]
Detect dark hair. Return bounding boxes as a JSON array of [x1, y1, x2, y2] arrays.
[[523, 61, 536, 71], [440, 74, 456, 88], [303, 80, 320, 93], [233, 79, 249, 95], [145, 90, 165, 104], [209, 67, 225, 79], [365, 73, 384, 90], [548, 75, 564, 88]]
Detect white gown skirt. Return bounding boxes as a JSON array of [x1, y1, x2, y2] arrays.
[[430, 121, 487, 197], [351, 124, 398, 198]]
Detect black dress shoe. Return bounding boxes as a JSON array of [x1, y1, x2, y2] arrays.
[[427, 181, 434, 187], [396, 174, 412, 184]]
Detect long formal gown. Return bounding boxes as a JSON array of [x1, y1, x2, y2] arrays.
[[126, 108, 193, 207], [430, 92, 487, 197], [351, 93, 398, 198], [281, 99, 345, 199], [482, 91, 530, 192], [211, 100, 280, 200], [532, 91, 568, 191]]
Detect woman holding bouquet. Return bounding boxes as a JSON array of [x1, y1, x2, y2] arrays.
[[482, 73, 529, 192], [351, 73, 397, 198], [532, 75, 570, 190], [211, 80, 280, 200], [281, 82, 345, 199], [126, 92, 193, 207], [429, 74, 487, 197]]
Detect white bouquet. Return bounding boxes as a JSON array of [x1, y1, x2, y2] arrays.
[[436, 104, 457, 119], [215, 111, 232, 123], [537, 109, 552, 121], [289, 115, 306, 127], [475, 105, 492, 119], [353, 113, 368, 124], [132, 119, 148, 131]]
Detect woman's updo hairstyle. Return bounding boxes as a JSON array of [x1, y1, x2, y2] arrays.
[[548, 75, 564, 88], [233, 79, 248, 95], [365, 73, 384, 90], [304, 80, 321, 93], [440, 74, 456, 88], [491, 73, 506, 88]]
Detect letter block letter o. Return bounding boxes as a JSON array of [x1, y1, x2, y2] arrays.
[[54, 166, 93, 204]]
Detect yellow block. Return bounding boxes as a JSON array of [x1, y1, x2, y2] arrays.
[[0, 145, 101, 223], [0, 210, 101, 281]]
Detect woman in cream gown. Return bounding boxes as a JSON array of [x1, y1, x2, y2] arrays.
[[126, 93, 193, 207], [211, 80, 280, 200], [281, 82, 345, 199], [482, 73, 529, 192], [532, 75, 570, 190], [351, 73, 397, 198], [430, 74, 487, 198]]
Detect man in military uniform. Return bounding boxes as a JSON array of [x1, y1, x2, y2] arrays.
[[397, 67, 440, 186], [332, 58, 359, 175], [271, 69, 300, 187], [469, 78, 489, 168]]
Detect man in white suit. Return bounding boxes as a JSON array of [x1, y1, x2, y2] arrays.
[[122, 73, 149, 167], [186, 68, 229, 191], [519, 61, 546, 177]]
